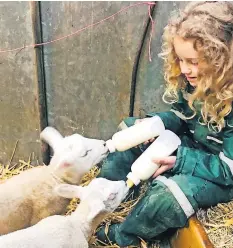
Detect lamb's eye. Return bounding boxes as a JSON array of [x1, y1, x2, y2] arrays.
[[81, 149, 92, 157]]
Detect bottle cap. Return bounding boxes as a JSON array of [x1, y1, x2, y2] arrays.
[[126, 172, 140, 186], [126, 179, 134, 188], [105, 139, 116, 153]]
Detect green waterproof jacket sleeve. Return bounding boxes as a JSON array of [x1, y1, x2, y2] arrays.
[[147, 89, 192, 134], [172, 127, 233, 186]]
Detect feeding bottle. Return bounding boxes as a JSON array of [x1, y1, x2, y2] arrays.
[[105, 116, 165, 153], [126, 130, 181, 188]]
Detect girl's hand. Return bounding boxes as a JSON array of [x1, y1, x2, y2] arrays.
[[134, 118, 155, 144], [151, 156, 176, 178]]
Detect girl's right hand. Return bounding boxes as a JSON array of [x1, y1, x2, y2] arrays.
[[134, 118, 156, 144]]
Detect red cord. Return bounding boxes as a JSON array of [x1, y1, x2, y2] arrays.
[[0, 2, 156, 62]]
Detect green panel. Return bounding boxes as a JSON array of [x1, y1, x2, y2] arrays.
[[0, 1, 191, 164], [41, 1, 149, 139], [135, 1, 188, 117]]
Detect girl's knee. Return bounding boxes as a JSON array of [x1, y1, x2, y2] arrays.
[[98, 150, 138, 180], [121, 184, 188, 240], [133, 183, 180, 218]]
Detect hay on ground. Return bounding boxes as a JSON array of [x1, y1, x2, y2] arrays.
[[0, 158, 160, 248], [3, 156, 233, 248], [197, 202, 233, 248]]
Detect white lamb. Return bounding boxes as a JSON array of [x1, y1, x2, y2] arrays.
[[0, 178, 128, 248], [0, 127, 109, 235]]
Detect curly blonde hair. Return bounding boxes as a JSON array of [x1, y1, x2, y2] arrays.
[[160, 1, 233, 132]]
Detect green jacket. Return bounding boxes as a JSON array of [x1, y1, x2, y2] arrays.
[[147, 89, 233, 186]]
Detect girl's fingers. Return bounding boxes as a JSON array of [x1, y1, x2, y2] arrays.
[[152, 165, 171, 178], [143, 138, 155, 145], [152, 156, 176, 165]]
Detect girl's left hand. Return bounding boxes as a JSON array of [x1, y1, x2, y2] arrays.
[[151, 156, 176, 178]]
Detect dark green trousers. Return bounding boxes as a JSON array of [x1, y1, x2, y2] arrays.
[[98, 118, 233, 246]]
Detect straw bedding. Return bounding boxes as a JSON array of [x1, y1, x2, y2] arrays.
[[1, 157, 232, 248]]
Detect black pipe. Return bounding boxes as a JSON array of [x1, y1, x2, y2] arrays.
[[30, 1, 50, 165], [129, 2, 157, 117]]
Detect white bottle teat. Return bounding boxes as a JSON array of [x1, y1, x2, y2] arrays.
[[105, 116, 165, 153], [105, 139, 117, 153], [126, 130, 181, 188]]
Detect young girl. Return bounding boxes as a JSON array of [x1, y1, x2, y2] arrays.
[[96, 2, 233, 246]]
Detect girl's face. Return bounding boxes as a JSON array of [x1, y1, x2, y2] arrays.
[[173, 36, 199, 87]]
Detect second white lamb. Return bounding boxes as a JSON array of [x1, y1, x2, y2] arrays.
[[0, 178, 128, 248]]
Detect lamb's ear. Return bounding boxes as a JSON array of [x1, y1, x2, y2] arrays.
[[87, 201, 105, 221], [54, 184, 84, 199], [40, 127, 63, 152]]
